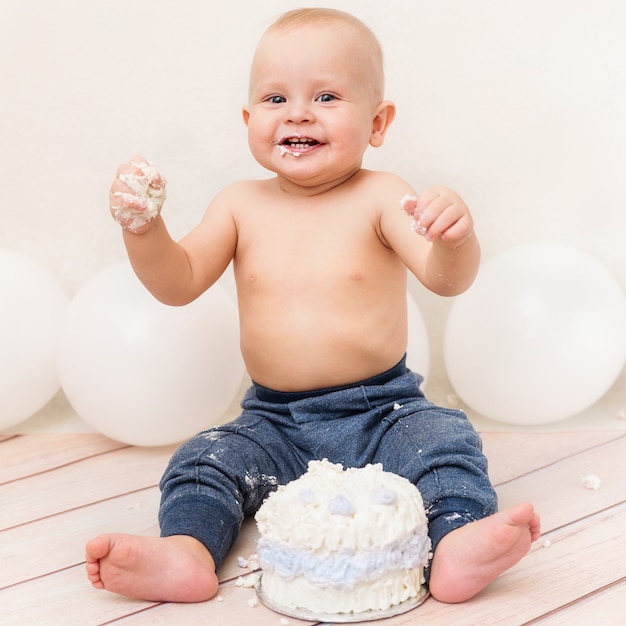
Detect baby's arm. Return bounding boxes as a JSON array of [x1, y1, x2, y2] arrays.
[[382, 181, 480, 296], [110, 156, 237, 306]]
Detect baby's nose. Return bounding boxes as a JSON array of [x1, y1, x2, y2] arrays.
[[284, 99, 314, 124]]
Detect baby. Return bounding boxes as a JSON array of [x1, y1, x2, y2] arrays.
[[86, 8, 540, 605]]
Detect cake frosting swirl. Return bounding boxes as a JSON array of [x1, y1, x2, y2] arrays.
[[255, 459, 431, 616]]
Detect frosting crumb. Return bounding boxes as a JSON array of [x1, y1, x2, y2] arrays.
[[399, 194, 427, 235], [581, 474, 602, 490]]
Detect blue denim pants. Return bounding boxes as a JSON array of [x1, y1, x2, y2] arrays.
[[159, 356, 498, 574]]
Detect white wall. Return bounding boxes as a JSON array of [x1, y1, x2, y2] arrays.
[[2, 0, 624, 429]]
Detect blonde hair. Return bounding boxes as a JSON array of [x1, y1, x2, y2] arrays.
[[262, 8, 385, 102]]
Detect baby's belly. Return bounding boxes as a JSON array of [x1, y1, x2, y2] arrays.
[[239, 310, 407, 392]]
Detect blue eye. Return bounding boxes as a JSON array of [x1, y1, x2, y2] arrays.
[[317, 93, 336, 103], [267, 95, 286, 104]]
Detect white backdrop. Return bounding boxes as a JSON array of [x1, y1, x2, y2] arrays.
[[1, 0, 624, 431]]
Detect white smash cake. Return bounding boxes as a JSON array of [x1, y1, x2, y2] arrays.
[[255, 459, 431, 618]]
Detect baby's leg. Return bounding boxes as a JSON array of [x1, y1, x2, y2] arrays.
[[373, 388, 538, 601], [428, 501, 541, 603], [85, 534, 218, 602], [85, 403, 303, 602]]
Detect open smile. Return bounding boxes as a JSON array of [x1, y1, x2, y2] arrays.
[[276, 134, 321, 157]]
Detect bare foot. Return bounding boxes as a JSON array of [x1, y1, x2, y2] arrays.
[[428, 502, 541, 603], [85, 534, 219, 602]]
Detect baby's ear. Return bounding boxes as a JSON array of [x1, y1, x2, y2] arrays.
[[242, 106, 250, 127], [370, 100, 396, 147]]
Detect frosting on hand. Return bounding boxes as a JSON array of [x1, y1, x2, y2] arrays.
[[111, 159, 167, 233]]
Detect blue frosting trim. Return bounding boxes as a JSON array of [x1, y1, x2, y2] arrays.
[[257, 531, 431, 589]]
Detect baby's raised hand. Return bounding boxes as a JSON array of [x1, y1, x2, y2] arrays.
[[110, 156, 167, 233], [400, 186, 474, 248]]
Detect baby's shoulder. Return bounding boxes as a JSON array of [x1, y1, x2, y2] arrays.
[[357, 169, 413, 194], [355, 170, 415, 207], [205, 179, 275, 218], [214, 178, 271, 201]]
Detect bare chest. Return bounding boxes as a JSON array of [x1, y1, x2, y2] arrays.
[[234, 201, 390, 291]]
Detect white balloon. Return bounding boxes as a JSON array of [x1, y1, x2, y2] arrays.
[[58, 261, 244, 445], [444, 243, 626, 425], [0, 249, 69, 429], [406, 292, 430, 386]]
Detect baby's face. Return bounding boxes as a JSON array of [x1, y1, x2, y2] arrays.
[[243, 23, 382, 194]]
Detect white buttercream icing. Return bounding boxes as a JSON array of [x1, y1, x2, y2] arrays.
[[112, 159, 167, 232], [400, 194, 427, 236], [255, 459, 431, 615], [276, 133, 307, 157], [581, 474, 602, 490], [277, 143, 303, 158]]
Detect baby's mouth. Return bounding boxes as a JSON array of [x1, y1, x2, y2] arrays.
[[276, 135, 320, 157]]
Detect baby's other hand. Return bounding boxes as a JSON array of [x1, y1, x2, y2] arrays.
[[110, 156, 167, 234], [400, 186, 474, 249]]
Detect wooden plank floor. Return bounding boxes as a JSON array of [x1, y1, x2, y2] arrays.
[[1, 431, 625, 625]]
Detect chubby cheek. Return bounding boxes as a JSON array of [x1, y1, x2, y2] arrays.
[[330, 115, 370, 153], [247, 126, 274, 165]]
